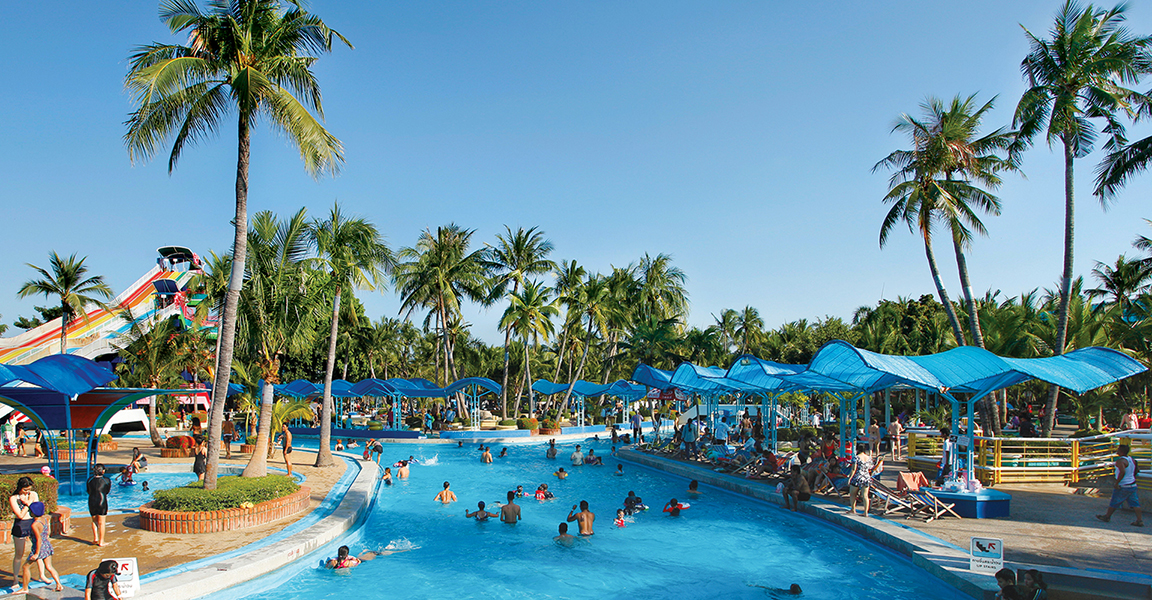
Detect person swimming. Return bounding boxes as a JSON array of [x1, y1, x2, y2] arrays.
[[498, 448, 508, 458], [535, 484, 555, 500], [623, 491, 647, 514], [615, 509, 626, 528], [663, 498, 689, 516], [554, 467, 567, 479], [465, 501, 498, 521], [140, 481, 149, 492], [382, 467, 393, 485], [326, 545, 377, 569], [614, 464, 624, 476]]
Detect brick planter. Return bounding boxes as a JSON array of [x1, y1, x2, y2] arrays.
[[54, 449, 87, 462], [98, 442, 118, 452], [140, 486, 311, 534], [160, 448, 194, 458], [539, 428, 562, 435], [239, 444, 256, 454], [0, 508, 71, 544]]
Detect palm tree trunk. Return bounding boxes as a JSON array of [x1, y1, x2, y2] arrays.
[[242, 372, 274, 478], [1043, 141, 1076, 438], [206, 115, 251, 490], [553, 319, 570, 382], [524, 335, 534, 416], [501, 328, 512, 419], [952, 239, 985, 348], [59, 305, 68, 355], [560, 324, 595, 414], [147, 395, 164, 448], [315, 287, 341, 468], [923, 236, 966, 346]]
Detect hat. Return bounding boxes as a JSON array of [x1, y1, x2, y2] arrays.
[[40, 466, 51, 476], [29, 502, 45, 517]]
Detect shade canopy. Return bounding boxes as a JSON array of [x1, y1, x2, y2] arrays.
[[0, 355, 116, 396], [532, 379, 647, 400]]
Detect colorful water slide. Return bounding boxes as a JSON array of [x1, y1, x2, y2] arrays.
[[0, 251, 203, 366]]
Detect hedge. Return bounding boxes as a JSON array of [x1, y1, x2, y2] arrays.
[[166, 435, 195, 449], [0, 475, 58, 519], [151, 475, 300, 512], [516, 418, 539, 430], [498, 419, 517, 427]]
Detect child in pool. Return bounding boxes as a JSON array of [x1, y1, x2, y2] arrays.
[[554, 468, 567, 479], [382, 468, 393, 485], [615, 509, 626, 528], [119, 467, 134, 485]]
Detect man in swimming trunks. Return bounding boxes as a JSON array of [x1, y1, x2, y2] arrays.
[[434, 481, 457, 504], [465, 501, 498, 521], [398, 461, 410, 479], [277, 424, 293, 477], [567, 500, 595, 535], [571, 445, 584, 466], [553, 522, 575, 546], [782, 464, 812, 511], [500, 491, 521, 523], [481, 447, 493, 463], [546, 439, 558, 459]]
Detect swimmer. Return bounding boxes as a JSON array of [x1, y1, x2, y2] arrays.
[[498, 448, 508, 458], [408, 455, 418, 465], [546, 439, 558, 460], [571, 445, 584, 466], [515, 485, 526, 497], [465, 501, 498, 521], [688, 480, 701, 495], [553, 522, 576, 546], [458, 441, 464, 448], [614, 464, 624, 476], [554, 467, 568, 479], [481, 447, 493, 463], [663, 498, 689, 516], [623, 491, 647, 514], [749, 583, 803, 596], [433, 481, 457, 504], [398, 461, 410, 479], [615, 509, 626, 528], [586, 449, 601, 465], [535, 484, 554, 500], [499, 491, 521, 524], [335, 439, 344, 452], [566, 500, 595, 536], [141, 481, 149, 492], [382, 467, 393, 485], [326, 545, 377, 569]]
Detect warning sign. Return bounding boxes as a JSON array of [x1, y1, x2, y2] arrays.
[[110, 557, 140, 597], [969, 537, 1003, 575]]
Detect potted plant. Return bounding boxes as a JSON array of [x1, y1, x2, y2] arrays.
[[539, 418, 561, 435], [496, 419, 518, 431], [240, 435, 258, 454], [97, 434, 118, 452], [161, 435, 196, 458], [516, 418, 539, 434]]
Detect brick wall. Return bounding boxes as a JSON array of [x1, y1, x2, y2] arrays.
[[139, 486, 311, 534]]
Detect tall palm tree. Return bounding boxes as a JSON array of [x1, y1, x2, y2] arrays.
[[734, 305, 764, 356], [114, 314, 183, 447], [308, 203, 392, 468], [712, 308, 740, 356], [551, 260, 586, 382], [18, 252, 113, 354], [1087, 255, 1151, 313], [125, 0, 350, 489], [238, 209, 324, 478], [489, 227, 555, 418], [1012, 0, 1152, 436], [393, 225, 492, 386], [559, 275, 610, 413], [635, 253, 689, 322], [499, 280, 559, 416]]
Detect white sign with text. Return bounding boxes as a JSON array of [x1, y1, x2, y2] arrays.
[[110, 557, 140, 597], [969, 537, 1003, 575]]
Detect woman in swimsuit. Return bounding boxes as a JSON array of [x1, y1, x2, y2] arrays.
[[9, 477, 38, 587], [87, 464, 111, 546], [465, 501, 498, 521], [192, 435, 208, 481]]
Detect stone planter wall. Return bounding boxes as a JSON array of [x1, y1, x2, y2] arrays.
[[538, 428, 562, 435], [140, 486, 311, 534], [54, 449, 87, 462], [0, 508, 71, 544], [239, 444, 256, 454], [160, 448, 194, 458]]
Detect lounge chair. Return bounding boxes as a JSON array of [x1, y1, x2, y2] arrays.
[[897, 471, 931, 493], [870, 480, 915, 517], [905, 489, 962, 522]]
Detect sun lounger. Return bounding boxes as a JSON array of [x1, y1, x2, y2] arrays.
[[870, 480, 915, 517], [897, 471, 931, 493], [906, 489, 962, 522]]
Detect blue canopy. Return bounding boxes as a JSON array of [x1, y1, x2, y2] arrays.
[[0, 355, 116, 396], [443, 377, 502, 397], [532, 379, 646, 399], [630, 364, 676, 390], [670, 363, 761, 394]]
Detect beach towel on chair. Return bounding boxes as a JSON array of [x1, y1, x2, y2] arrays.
[[897, 471, 930, 493]]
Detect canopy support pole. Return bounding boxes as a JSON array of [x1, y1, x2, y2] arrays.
[[884, 389, 891, 426]]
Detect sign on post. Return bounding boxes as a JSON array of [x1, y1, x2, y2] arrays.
[[110, 557, 141, 597], [969, 537, 1004, 575]]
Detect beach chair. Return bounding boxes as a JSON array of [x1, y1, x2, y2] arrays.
[[897, 471, 931, 493], [905, 489, 962, 522], [869, 480, 915, 517], [812, 471, 848, 497]]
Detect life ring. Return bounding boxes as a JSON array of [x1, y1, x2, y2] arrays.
[[663, 503, 689, 512]]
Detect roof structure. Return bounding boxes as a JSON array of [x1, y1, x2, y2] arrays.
[[0, 355, 117, 396], [630, 364, 676, 391], [532, 379, 647, 400], [277, 376, 503, 399]]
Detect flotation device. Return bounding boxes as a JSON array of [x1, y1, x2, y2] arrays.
[[118, 480, 138, 487], [662, 502, 689, 512]]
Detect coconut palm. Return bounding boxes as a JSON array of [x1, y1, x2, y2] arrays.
[[734, 305, 764, 356], [393, 224, 493, 385], [18, 252, 114, 354], [124, 0, 349, 488], [551, 260, 586, 382], [267, 398, 315, 457], [499, 280, 559, 416], [559, 275, 610, 413], [489, 227, 555, 418], [1012, 0, 1152, 436], [1087, 255, 1152, 313], [635, 253, 689, 322], [712, 309, 740, 355], [114, 314, 183, 447], [238, 209, 325, 478], [308, 203, 392, 468]]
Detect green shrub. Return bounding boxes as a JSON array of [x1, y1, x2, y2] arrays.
[[1070, 429, 1104, 439], [516, 418, 539, 430], [404, 416, 423, 429], [245, 435, 259, 445], [0, 475, 58, 519], [151, 475, 300, 512], [158, 413, 178, 428], [498, 419, 517, 426], [540, 418, 557, 430], [776, 428, 796, 442], [98, 434, 113, 444], [166, 435, 195, 449]]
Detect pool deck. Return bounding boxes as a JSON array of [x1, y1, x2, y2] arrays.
[[3, 436, 1149, 600], [615, 448, 1152, 600]]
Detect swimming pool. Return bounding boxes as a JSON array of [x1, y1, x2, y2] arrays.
[[229, 440, 958, 600], [56, 465, 252, 516]]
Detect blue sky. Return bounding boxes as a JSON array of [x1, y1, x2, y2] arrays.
[[2, 1, 1151, 346]]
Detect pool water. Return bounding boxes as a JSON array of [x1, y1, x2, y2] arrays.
[[56, 469, 200, 515], [233, 441, 957, 600]]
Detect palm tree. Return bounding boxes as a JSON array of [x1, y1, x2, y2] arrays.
[[308, 203, 392, 468], [114, 314, 183, 447], [393, 225, 492, 385], [499, 280, 559, 416], [1012, 0, 1152, 436], [712, 308, 740, 356], [266, 398, 315, 457], [559, 275, 610, 413], [489, 227, 555, 418], [551, 260, 586, 382], [18, 252, 113, 354], [734, 305, 764, 356], [238, 209, 324, 478], [124, 0, 350, 489], [1087, 255, 1151, 313], [635, 253, 689, 321]]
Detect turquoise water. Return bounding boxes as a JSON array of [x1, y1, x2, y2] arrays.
[[234, 441, 956, 600], [57, 470, 199, 515]]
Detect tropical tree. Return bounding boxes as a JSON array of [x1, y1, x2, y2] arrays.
[[712, 309, 740, 356], [114, 315, 183, 447], [734, 305, 764, 356], [559, 275, 610, 412], [393, 225, 492, 386], [124, 0, 350, 489], [635, 253, 689, 322], [308, 203, 392, 468], [267, 398, 315, 457], [499, 280, 559, 416], [551, 259, 586, 382], [1086, 255, 1151, 313], [18, 252, 113, 354], [238, 209, 324, 478], [488, 226, 555, 418], [1012, 0, 1152, 436]]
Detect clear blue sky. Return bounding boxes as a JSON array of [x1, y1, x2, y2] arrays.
[[2, 1, 1151, 345]]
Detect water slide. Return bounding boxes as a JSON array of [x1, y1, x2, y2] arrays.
[[0, 248, 206, 366]]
